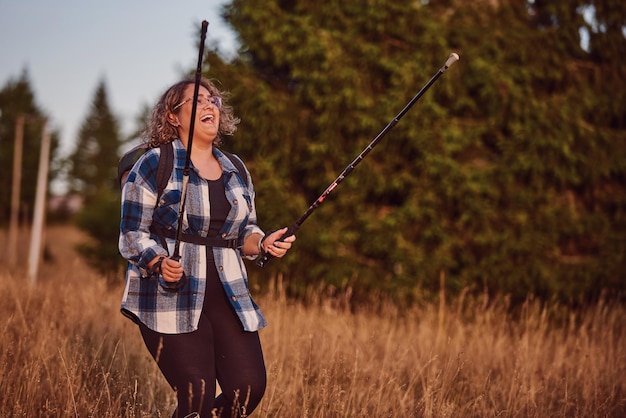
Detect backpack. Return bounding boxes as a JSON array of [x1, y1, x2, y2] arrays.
[[117, 141, 248, 198]]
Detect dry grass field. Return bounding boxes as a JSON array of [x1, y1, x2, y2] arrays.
[[0, 225, 624, 417]]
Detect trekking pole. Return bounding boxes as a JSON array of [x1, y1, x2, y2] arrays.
[[257, 53, 460, 267], [172, 20, 209, 262]]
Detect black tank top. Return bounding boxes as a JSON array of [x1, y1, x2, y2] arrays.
[[207, 175, 231, 237]]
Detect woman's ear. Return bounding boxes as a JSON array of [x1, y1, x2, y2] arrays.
[[167, 112, 180, 127]]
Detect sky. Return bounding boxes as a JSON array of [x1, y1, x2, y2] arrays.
[[0, 0, 238, 169]]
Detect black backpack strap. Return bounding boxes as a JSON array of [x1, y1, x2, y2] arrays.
[[118, 141, 174, 194], [156, 142, 174, 201], [222, 150, 250, 189], [149, 142, 174, 251]]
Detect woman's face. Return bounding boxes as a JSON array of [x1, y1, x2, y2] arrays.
[[173, 84, 221, 145]]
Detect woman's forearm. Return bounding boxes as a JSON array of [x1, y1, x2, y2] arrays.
[[243, 233, 264, 257]]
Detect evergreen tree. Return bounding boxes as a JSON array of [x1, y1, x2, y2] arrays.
[[67, 80, 125, 275], [68, 80, 122, 199], [0, 71, 60, 225]]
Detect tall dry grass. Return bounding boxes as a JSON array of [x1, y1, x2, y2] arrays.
[[0, 225, 624, 417]]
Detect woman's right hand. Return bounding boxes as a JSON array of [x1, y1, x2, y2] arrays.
[[160, 257, 184, 282]]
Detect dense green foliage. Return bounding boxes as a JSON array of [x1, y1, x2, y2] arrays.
[[206, 0, 625, 305], [0, 72, 60, 225]]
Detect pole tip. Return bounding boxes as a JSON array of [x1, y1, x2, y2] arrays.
[[445, 53, 460, 68]]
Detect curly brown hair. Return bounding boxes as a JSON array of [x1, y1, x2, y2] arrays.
[[142, 78, 240, 148]]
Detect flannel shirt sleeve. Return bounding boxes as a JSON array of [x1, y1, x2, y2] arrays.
[[118, 151, 168, 270]]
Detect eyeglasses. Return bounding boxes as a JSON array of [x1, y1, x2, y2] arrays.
[[173, 94, 222, 111]]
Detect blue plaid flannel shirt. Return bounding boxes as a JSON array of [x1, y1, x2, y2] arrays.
[[119, 139, 266, 334]]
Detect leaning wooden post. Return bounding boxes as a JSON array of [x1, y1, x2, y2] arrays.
[[28, 120, 51, 285]]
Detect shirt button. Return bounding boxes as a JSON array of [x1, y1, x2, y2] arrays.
[[159, 199, 166, 205], [221, 233, 227, 238], [233, 199, 238, 205], [231, 295, 237, 301], [219, 266, 224, 271]]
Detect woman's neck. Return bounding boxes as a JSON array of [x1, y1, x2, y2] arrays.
[[189, 143, 222, 180]]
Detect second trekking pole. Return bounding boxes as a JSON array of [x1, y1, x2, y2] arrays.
[[257, 52, 460, 267]]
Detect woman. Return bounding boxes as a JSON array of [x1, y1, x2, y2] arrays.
[[119, 78, 295, 417]]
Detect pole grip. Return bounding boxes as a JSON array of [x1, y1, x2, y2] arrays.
[[256, 224, 298, 267]]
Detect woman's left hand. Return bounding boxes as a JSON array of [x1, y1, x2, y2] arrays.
[[262, 227, 296, 258]]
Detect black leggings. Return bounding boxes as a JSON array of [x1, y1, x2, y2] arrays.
[[139, 261, 266, 418]]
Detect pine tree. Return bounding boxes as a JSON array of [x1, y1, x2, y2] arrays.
[[67, 80, 125, 275], [68, 80, 122, 201]]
